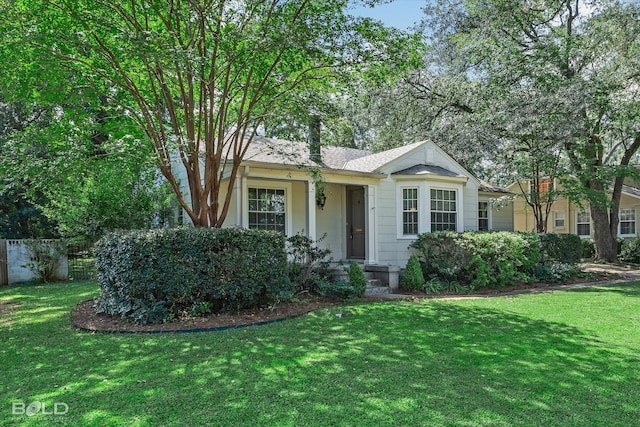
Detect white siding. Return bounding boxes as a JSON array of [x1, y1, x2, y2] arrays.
[[291, 181, 307, 234], [315, 183, 346, 260], [463, 182, 479, 231], [377, 179, 407, 266], [491, 202, 514, 231]]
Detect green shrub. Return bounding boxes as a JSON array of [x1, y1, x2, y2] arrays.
[[348, 262, 367, 296], [619, 237, 640, 263], [94, 228, 292, 324], [423, 278, 443, 294], [532, 263, 582, 283], [314, 279, 364, 300], [411, 231, 469, 279], [401, 254, 425, 291], [410, 231, 541, 290], [539, 233, 583, 264], [286, 233, 332, 291], [468, 255, 489, 290], [581, 239, 595, 259]]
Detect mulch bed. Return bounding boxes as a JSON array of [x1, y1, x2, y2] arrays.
[[394, 269, 622, 298], [72, 298, 338, 334], [71, 268, 625, 334]]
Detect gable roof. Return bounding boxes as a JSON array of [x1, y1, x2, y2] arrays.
[[392, 164, 462, 178], [240, 137, 507, 192], [242, 136, 372, 170], [343, 141, 424, 172]]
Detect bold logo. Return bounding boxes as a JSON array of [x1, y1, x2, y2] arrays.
[[12, 401, 69, 416]]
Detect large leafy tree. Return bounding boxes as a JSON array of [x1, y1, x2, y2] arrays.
[[0, 99, 58, 238], [413, 0, 640, 260], [0, 94, 175, 240], [2, 0, 417, 228]]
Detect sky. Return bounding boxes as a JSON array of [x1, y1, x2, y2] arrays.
[[349, 0, 427, 31]]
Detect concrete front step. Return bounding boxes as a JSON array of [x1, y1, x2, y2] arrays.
[[367, 278, 381, 287], [365, 285, 391, 296], [330, 262, 400, 291]]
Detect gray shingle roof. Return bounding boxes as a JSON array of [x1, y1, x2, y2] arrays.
[[479, 179, 511, 194], [242, 136, 372, 170], [623, 185, 640, 199], [343, 141, 424, 172], [392, 164, 461, 177], [241, 137, 506, 194]]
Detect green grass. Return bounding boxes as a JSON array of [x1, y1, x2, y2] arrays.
[[2, 281, 640, 426]]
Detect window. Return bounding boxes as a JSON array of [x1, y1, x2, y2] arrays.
[[576, 211, 591, 237], [620, 208, 636, 236], [478, 202, 489, 231], [430, 189, 457, 232], [402, 188, 419, 236], [553, 212, 565, 229], [396, 183, 463, 238], [530, 178, 554, 194], [248, 187, 286, 233]]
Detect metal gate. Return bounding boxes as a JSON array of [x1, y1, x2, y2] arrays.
[[0, 240, 7, 286]]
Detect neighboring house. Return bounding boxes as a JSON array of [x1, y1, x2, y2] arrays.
[[508, 178, 640, 238], [174, 136, 513, 269]]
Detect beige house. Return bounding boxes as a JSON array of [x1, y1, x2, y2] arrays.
[[508, 178, 640, 238], [175, 137, 513, 272]]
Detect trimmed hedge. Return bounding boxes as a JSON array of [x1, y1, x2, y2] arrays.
[[314, 279, 364, 300], [619, 237, 640, 263], [410, 231, 541, 290], [539, 233, 583, 264], [94, 228, 292, 324], [409, 231, 592, 291]]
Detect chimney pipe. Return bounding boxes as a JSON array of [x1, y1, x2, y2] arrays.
[[309, 115, 321, 162]]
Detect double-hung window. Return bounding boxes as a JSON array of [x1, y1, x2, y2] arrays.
[[478, 202, 489, 231], [402, 188, 419, 236], [620, 208, 636, 236], [248, 187, 286, 233], [430, 189, 457, 232], [553, 212, 565, 229], [576, 211, 591, 237]]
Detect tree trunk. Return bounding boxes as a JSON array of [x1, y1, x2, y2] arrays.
[[590, 205, 618, 261]]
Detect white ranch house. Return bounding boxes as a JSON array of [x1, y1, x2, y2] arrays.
[[174, 137, 512, 286]]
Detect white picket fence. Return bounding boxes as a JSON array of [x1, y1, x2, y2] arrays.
[[0, 239, 68, 285]]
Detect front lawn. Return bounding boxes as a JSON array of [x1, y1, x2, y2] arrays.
[[2, 281, 640, 426]]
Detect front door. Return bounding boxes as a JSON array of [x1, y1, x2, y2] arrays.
[[347, 186, 366, 259]]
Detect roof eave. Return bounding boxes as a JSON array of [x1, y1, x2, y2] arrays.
[[236, 159, 386, 179], [392, 174, 468, 184]]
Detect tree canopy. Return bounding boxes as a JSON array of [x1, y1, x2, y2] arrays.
[[1, 0, 421, 228], [349, 0, 639, 259], [430, 0, 640, 259]]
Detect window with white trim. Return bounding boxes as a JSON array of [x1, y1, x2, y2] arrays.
[[530, 178, 554, 194], [402, 188, 419, 236], [248, 187, 286, 233], [553, 212, 565, 229], [620, 208, 636, 236], [576, 211, 591, 237], [430, 189, 457, 232], [478, 202, 489, 231]]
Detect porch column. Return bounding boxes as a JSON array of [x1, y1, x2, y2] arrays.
[[234, 167, 246, 227], [366, 184, 377, 265], [307, 180, 317, 241]]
